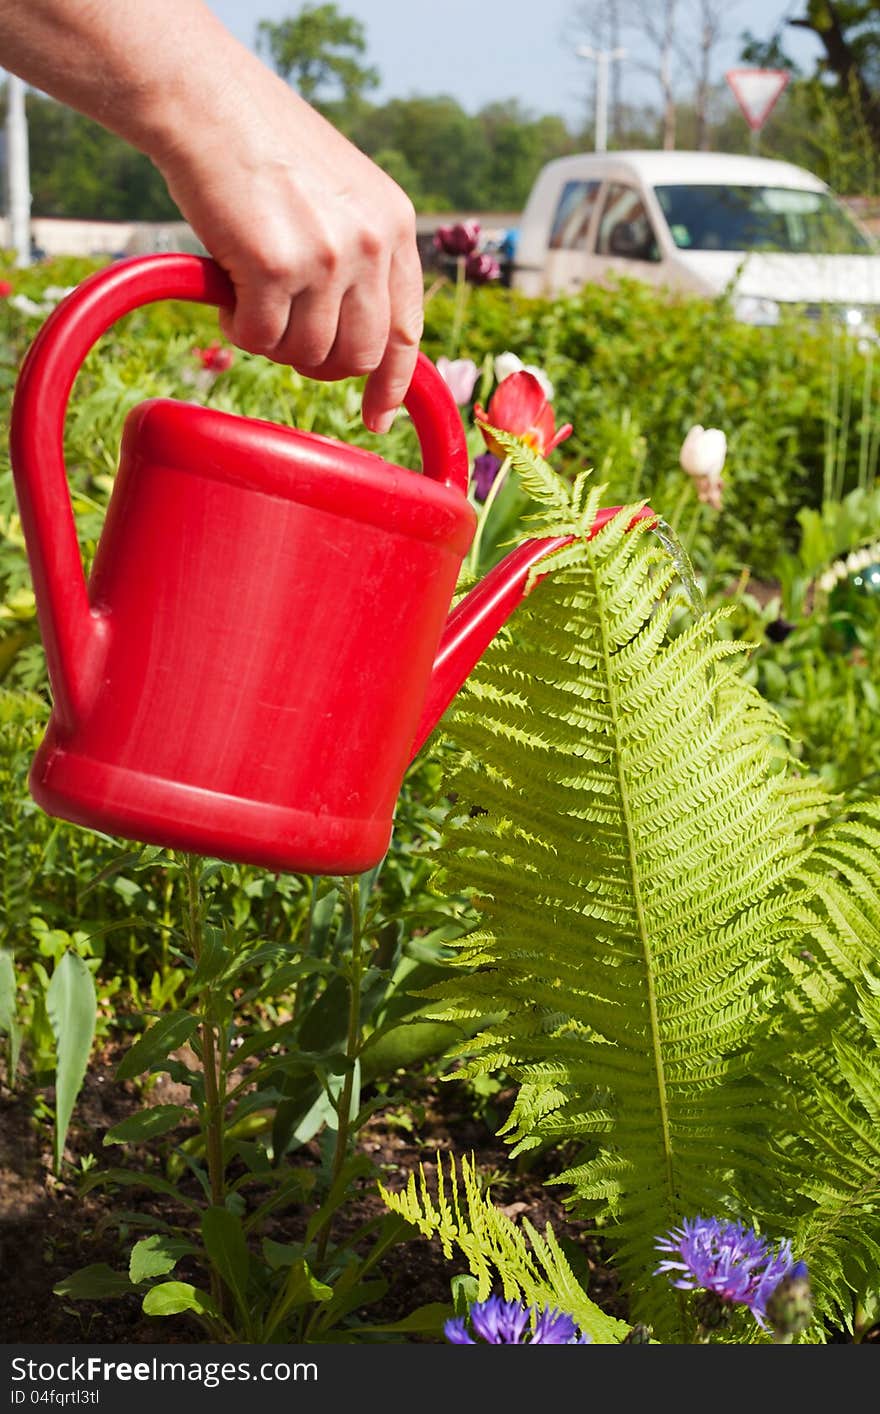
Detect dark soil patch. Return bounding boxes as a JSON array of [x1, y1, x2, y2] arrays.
[[0, 1045, 624, 1345]]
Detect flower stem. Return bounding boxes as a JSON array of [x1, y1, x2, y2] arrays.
[[450, 255, 468, 358], [183, 853, 228, 1317], [314, 875, 363, 1267], [667, 477, 695, 534], [467, 455, 511, 575]]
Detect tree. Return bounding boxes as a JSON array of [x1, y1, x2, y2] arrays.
[[741, 2, 880, 185], [477, 102, 575, 209], [683, 0, 745, 150], [3, 86, 180, 221], [352, 97, 492, 211], [571, 0, 682, 149], [256, 3, 378, 113], [789, 1, 880, 142], [789, 1, 880, 90]]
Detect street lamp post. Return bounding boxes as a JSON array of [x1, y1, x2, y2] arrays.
[[576, 45, 627, 154], [5, 73, 32, 267]]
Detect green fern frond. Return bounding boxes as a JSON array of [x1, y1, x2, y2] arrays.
[[379, 1153, 629, 1343], [786, 975, 880, 1335], [420, 448, 880, 1340], [487, 429, 588, 526]]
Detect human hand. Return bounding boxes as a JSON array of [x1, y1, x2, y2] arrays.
[[156, 74, 424, 434], [0, 0, 425, 433]]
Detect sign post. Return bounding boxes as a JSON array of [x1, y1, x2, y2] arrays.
[[724, 68, 790, 152]]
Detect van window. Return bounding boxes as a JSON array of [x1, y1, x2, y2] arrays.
[[548, 180, 601, 250], [596, 183, 660, 262], [654, 184, 872, 254]]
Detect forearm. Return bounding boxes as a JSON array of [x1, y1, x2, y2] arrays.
[[0, 0, 298, 163], [0, 0, 424, 429]]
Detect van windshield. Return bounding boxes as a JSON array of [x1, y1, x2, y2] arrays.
[[654, 184, 872, 255]]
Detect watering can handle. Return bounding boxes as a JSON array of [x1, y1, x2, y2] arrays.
[[9, 253, 469, 733]]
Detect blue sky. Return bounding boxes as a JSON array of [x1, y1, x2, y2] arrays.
[[204, 0, 822, 130]]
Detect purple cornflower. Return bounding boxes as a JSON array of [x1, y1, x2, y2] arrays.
[[472, 451, 503, 502], [655, 1216, 808, 1330], [444, 1295, 590, 1344]]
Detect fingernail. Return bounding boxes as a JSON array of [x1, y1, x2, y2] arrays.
[[370, 410, 396, 435]]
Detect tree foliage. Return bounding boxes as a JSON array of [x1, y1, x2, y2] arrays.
[[256, 2, 378, 110], [742, 2, 880, 192], [5, 2, 880, 225], [4, 89, 179, 222], [351, 97, 574, 211]]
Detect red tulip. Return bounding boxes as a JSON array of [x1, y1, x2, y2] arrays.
[[193, 341, 233, 372], [474, 371, 573, 458], [0, 279, 12, 298]]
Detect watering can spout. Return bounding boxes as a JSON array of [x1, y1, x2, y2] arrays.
[[410, 506, 657, 761]]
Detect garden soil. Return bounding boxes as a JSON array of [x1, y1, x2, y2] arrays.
[[0, 1044, 625, 1345]]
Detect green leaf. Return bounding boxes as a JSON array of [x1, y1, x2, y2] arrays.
[[0, 949, 16, 1034], [129, 1235, 197, 1284], [360, 1018, 467, 1082], [142, 1281, 220, 1320], [80, 848, 154, 898], [452, 1273, 480, 1316], [186, 925, 232, 994], [0, 949, 22, 1078], [276, 1258, 332, 1310], [104, 1105, 189, 1146], [261, 1238, 304, 1270], [79, 1166, 202, 1211], [201, 1207, 251, 1331], [46, 951, 96, 1173], [115, 1011, 199, 1081], [261, 1259, 333, 1342], [53, 1263, 135, 1300]]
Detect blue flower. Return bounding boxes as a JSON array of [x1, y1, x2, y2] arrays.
[[654, 1216, 808, 1329], [444, 1295, 590, 1344]]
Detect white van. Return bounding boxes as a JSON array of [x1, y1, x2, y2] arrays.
[[511, 150, 880, 325]]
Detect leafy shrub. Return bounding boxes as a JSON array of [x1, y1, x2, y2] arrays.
[[422, 275, 877, 576]]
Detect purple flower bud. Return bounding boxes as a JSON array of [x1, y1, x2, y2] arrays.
[[472, 452, 503, 502], [465, 251, 501, 284], [433, 220, 481, 256]]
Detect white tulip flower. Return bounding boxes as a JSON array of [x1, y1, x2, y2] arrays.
[[493, 350, 554, 401], [679, 425, 727, 480]]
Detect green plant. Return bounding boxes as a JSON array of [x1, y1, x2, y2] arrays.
[[54, 851, 477, 1342], [421, 275, 880, 578], [716, 485, 880, 799], [381, 1153, 628, 1344], [405, 435, 880, 1342]]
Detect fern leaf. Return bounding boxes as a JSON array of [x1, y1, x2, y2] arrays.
[[379, 1155, 629, 1343], [426, 453, 848, 1340]]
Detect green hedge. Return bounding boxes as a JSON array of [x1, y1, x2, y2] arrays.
[[421, 275, 874, 577]]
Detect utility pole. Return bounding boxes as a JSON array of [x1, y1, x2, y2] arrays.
[[576, 45, 627, 153], [5, 73, 32, 267]]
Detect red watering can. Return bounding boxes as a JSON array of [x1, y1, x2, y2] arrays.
[[10, 254, 650, 875]]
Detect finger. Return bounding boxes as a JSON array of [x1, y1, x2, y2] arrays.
[[361, 242, 425, 434], [275, 281, 349, 370], [219, 279, 302, 357], [296, 276, 391, 385]]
